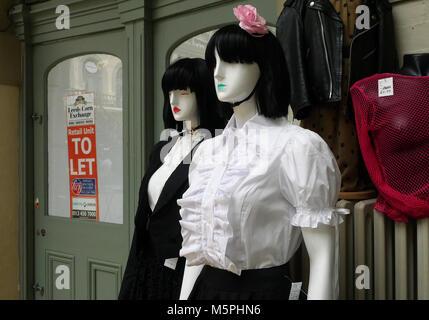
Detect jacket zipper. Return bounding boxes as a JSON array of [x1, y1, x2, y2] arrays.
[[318, 10, 333, 99], [346, 22, 380, 93]]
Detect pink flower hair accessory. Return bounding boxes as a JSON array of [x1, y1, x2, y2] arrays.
[[233, 4, 269, 37]]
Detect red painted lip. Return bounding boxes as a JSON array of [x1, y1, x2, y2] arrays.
[[173, 107, 181, 113]]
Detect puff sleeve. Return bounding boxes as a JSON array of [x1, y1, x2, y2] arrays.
[[177, 139, 210, 267], [279, 129, 345, 228]]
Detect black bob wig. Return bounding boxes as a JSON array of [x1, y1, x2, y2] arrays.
[[205, 24, 291, 119], [162, 58, 227, 135]]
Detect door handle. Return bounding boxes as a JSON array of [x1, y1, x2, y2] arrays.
[[31, 113, 43, 124], [32, 282, 45, 296]]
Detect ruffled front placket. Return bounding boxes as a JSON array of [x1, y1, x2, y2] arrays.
[[178, 124, 260, 275]]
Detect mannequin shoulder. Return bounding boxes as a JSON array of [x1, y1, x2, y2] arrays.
[[148, 138, 176, 161], [154, 138, 172, 149], [281, 123, 329, 154], [190, 135, 224, 161], [196, 134, 223, 149], [154, 138, 175, 153]]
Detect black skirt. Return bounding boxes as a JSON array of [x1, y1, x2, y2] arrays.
[[188, 263, 305, 300], [118, 233, 186, 300]]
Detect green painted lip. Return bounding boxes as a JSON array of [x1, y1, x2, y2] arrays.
[[218, 84, 227, 90]]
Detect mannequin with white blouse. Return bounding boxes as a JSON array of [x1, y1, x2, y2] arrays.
[[179, 49, 338, 300]]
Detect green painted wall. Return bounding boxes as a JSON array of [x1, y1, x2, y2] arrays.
[[0, 25, 21, 300]]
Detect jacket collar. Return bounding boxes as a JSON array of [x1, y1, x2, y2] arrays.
[[150, 135, 204, 216], [306, 0, 343, 23]]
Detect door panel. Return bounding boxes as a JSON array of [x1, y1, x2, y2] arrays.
[[88, 259, 122, 300], [33, 30, 128, 300], [45, 250, 75, 299]]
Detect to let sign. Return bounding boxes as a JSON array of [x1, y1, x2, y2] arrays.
[[66, 93, 99, 221]]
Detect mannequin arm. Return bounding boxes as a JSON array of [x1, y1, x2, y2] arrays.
[[179, 264, 204, 300], [301, 224, 336, 300]]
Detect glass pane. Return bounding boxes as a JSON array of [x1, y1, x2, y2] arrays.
[[48, 54, 123, 224], [170, 30, 217, 63]]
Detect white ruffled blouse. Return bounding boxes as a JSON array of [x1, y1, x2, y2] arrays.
[[177, 112, 346, 276]]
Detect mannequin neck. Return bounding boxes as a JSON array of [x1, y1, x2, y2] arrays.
[[400, 54, 429, 76], [183, 118, 200, 132], [232, 94, 257, 129]]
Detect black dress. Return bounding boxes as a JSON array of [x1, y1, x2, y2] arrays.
[[118, 136, 200, 300]]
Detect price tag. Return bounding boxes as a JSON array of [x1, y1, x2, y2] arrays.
[[378, 77, 394, 97], [164, 258, 178, 270], [289, 282, 303, 300]]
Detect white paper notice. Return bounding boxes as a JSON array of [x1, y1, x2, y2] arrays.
[[378, 77, 394, 97], [66, 93, 95, 127]]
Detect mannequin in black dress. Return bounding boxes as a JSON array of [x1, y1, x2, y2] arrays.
[[400, 53, 429, 76], [118, 58, 226, 299]]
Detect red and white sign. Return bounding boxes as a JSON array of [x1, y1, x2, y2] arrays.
[[66, 93, 99, 221]]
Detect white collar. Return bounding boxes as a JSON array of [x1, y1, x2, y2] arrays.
[[223, 112, 284, 136]]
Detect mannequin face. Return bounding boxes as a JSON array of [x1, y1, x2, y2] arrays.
[[169, 88, 199, 122], [213, 49, 260, 103]]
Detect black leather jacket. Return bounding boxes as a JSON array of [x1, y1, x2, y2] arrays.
[[277, 0, 399, 119]]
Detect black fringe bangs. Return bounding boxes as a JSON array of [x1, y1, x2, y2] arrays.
[[162, 58, 227, 134]]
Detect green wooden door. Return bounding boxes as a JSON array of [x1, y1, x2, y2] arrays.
[[32, 29, 129, 300]]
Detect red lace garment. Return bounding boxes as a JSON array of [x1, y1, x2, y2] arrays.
[[350, 73, 429, 222]]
